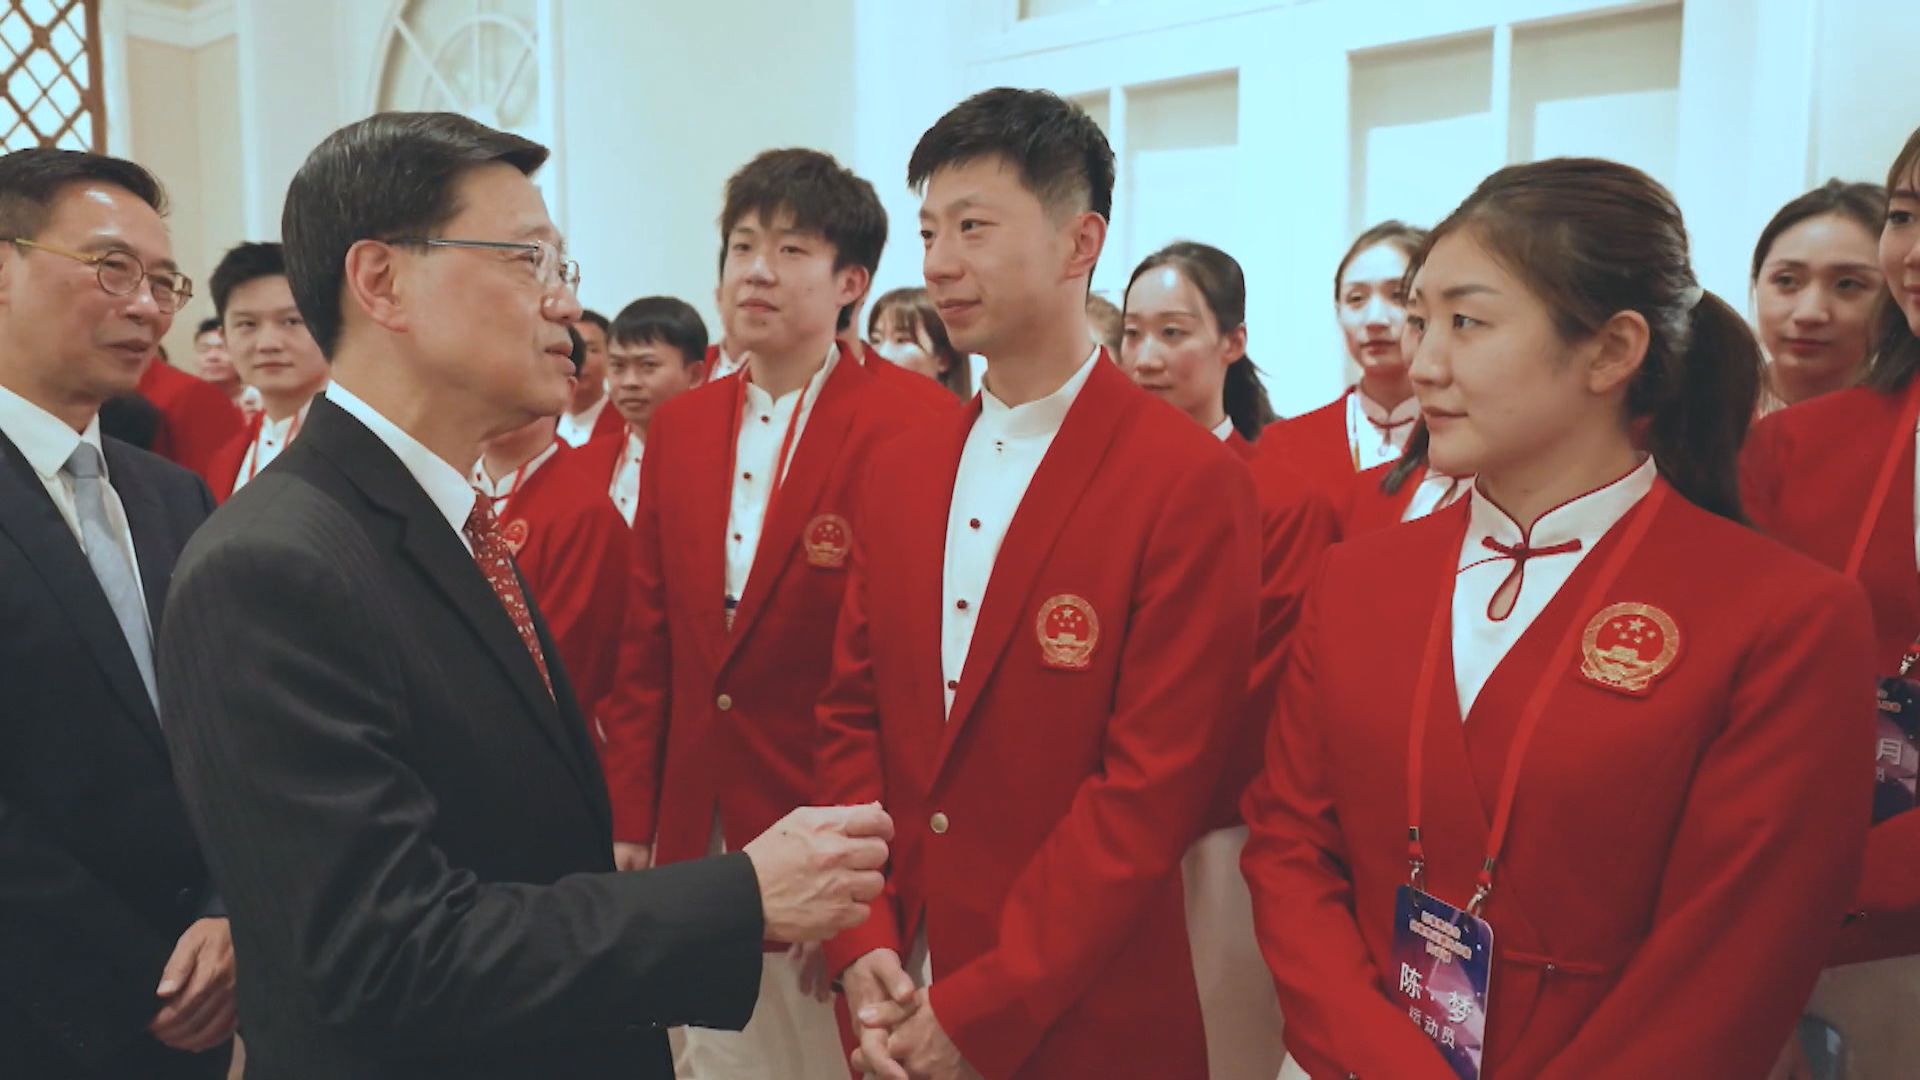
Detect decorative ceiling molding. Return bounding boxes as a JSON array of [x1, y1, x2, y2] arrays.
[[123, 0, 235, 49]]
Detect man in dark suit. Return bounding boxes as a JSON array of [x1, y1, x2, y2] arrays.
[[0, 149, 234, 1078], [156, 112, 892, 1080]]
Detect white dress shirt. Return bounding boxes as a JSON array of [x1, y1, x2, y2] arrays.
[[470, 439, 561, 515], [941, 348, 1101, 717], [323, 382, 481, 555], [1347, 387, 1420, 470], [1452, 458, 1657, 718], [711, 344, 746, 382], [232, 396, 316, 497], [556, 393, 610, 448], [610, 429, 644, 527], [0, 383, 150, 630], [725, 345, 838, 606]]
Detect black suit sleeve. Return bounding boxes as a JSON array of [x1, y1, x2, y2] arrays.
[[0, 797, 177, 1067], [157, 531, 764, 1058]]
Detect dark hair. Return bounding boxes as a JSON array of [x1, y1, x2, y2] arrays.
[[99, 392, 162, 450], [720, 148, 886, 333], [610, 296, 709, 366], [869, 286, 971, 399], [578, 308, 610, 336], [281, 112, 548, 357], [1751, 179, 1888, 281], [0, 148, 165, 242], [196, 316, 222, 337], [1865, 125, 1920, 393], [565, 323, 585, 376], [1335, 220, 1427, 301], [1385, 158, 1760, 521], [908, 88, 1115, 225], [1124, 241, 1277, 440], [209, 241, 287, 321]]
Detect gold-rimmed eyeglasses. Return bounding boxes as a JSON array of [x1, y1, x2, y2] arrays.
[[4, 238, 194, 313], [385, 237, 582, 293]]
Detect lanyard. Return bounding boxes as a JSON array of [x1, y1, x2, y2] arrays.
[[245, 410, 303, 482], [1840, 378, 1920, 675], [485, 442, 556, 524], [1406, 480, 1669, 915]]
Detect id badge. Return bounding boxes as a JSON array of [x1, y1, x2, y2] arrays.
[[1873, 675, 1920, 824], [1391, 885, 1493, 1080]]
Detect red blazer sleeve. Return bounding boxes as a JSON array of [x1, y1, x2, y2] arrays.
[[815, 493, 905, 976], [596, 423, 674, 844], [1240, 567, 1460, 1079], [1212, 476, 1337, 828], [1737, 414, 1787, 532], [1535, 574, 1875, 1077], [929, 452, 1261, 1078]]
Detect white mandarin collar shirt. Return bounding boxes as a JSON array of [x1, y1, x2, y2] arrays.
[[1452, 458, 1657, 718], [941, 348, 1101, 716]]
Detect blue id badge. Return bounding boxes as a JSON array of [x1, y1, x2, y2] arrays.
[[1874, 675, 1920, 823], [1391, 885, 1493, 1080]]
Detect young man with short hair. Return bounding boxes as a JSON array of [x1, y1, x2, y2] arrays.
[[598, 148, 914, 1079], [559, 296, 708, 527], [819, 89, 1261, 1080], [201, 242, 329, 502]]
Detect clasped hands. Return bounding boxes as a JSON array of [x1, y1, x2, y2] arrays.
[[843, 948, 980, 1080]]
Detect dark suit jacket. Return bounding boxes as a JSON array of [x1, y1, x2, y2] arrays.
[[0, 428, 228, 1080], [156, 397, 764, 1079]]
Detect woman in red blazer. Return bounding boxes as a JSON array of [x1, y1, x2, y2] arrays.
[[1244, 157, 1875, 1080], [1254, 221, 1428, 501], [1740, 123, 1920, 1080], [1121, 240, 1332, 1080]]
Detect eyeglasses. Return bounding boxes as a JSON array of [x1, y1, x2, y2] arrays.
[[4, 238, 194, 312], [386, 237, 582, 293]]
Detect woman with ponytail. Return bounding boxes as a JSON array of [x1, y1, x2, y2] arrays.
[[1122, 242, 1331, 1080], [1741, 125, 1920, 1079], [1243, 157, 1874, 1080]]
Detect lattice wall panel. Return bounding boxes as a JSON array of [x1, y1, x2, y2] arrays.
[[1, 0, 104, 152]]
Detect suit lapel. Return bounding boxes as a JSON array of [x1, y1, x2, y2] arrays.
[[0, 430, 164, 742], [724, 348, 868, 662], [678, 384, 737, 670], [1862, 409, 1920, 665], [936, 360, 1129, 774], [304, 399, 602, 803]]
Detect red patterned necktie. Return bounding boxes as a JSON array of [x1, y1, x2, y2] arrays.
[[463, 493, 553, 696]]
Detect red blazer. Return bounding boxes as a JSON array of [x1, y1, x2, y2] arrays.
[[599, 342, 912, 865], [1242, 485, 1874, 1079], [1225, 431, 1338, 830], [588, 399, 625, 443], [815, 359, 1262, 1079], [499, 443, 639, 737], [1340, 461, 1421, 539], [1743, 384, 1920, 964], [205, 413, 262, 503], [1253, 391, 1352, 502], [136, 359, 243, 483], [551, 429, 630, 528]]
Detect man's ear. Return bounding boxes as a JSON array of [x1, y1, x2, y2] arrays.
[[343, 239, 408, 335]]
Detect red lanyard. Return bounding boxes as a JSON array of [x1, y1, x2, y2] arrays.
[[245, 410, 303, 482], [1841, 376, 1920, 673], [1406, 479, 1669, 915], [488, 445, 553, 524], [725, 366, 810, 535]]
